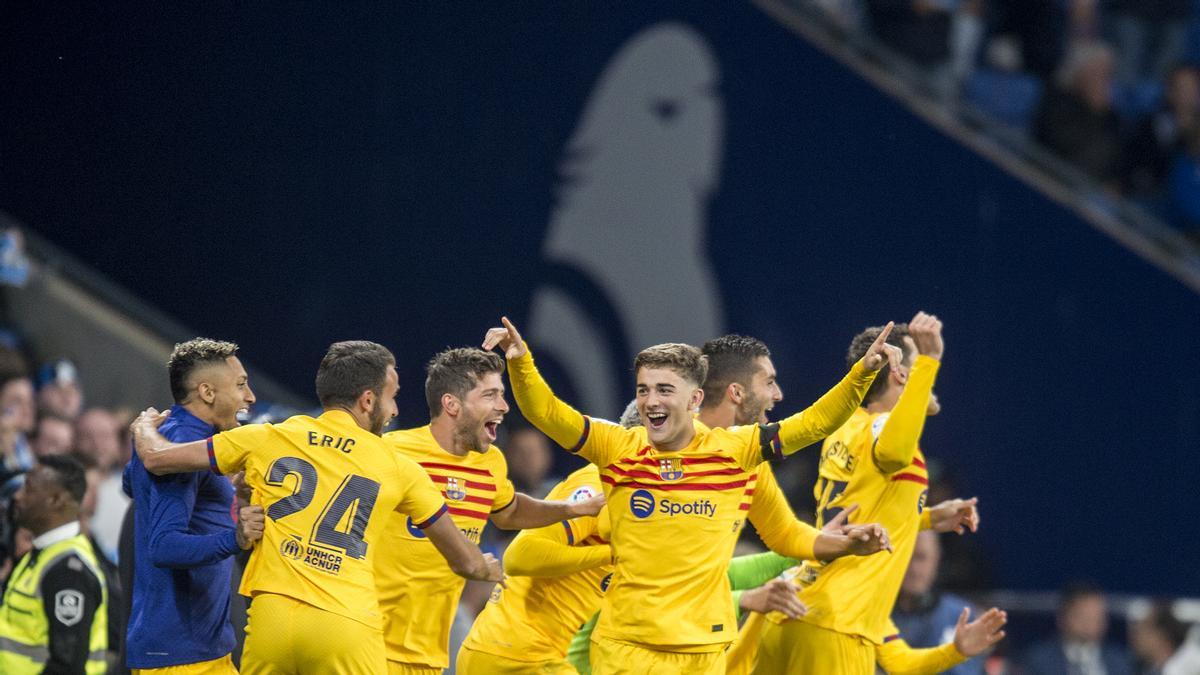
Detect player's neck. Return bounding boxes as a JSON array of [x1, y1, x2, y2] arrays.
[[429, 416, 470, 457], [181, 401, 220, 429], [866, 388, 901, 414], [696, 402, 736, 430]]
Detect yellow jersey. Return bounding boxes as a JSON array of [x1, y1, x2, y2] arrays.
[[208, 410, 447, 630], [375, 425, 516, 668], [462, 465, 612, 662], [773, 354, 941, 644], [506, 349, 875, 652]]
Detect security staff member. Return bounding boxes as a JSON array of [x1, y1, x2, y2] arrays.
[[1, 455, 108, 674]]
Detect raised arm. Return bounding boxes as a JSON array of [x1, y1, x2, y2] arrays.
[[130, 409, 216, 475], [875, 607, 1006, 675], [504, 519, 612, 577], [767, 323, 897, 458], [491, 491, 606, 530], [874, 313, 943, 474], [483, 317, 599, 454]]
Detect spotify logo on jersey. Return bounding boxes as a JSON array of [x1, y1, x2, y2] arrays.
[[629, 489, 656, 519]]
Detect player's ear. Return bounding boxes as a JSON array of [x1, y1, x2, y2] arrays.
[[727, 382, 743, 405], [690, 387, 704, 411], [357, 388, 376, 415], [198, 381, 216, 405], [442, 393, 460, 417]]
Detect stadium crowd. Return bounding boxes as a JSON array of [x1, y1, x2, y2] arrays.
[[0, 233, 1197, 674], [801, 0, 1200, 235]]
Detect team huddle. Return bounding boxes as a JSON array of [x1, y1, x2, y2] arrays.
[[122, 312, 1007, 675]]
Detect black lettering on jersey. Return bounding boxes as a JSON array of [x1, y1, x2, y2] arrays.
[[711, 624, 724, 632], [306, 432, 356, 453]]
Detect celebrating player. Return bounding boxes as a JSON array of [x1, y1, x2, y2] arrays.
[[123, 338, 264, 674], [376, 347, 604, 675], [482, 317, 897, 674], [128, 341, 502, 674], [753, 313, 979, 674]]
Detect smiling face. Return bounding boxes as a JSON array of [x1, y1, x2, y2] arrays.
[[367, 366, 399, 436], [636, 366, 702, 451], [736, 356, 783, 425], [451, 371, 509, 453], [203, 356, 257, 431]]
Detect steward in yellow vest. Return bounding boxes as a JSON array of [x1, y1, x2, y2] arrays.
[[0, 455, 108, 674]]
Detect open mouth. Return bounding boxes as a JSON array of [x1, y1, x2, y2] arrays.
[[484, 420, 500, 441], [236, 408, 251, 421], [646, 411, 667, 431]]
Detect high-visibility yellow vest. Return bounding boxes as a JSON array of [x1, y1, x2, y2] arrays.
[[0, 532, 108, 674]]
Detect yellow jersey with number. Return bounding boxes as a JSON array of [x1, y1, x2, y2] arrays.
[[462, 464, 611, 662], [208, 410, 447, 630], [770, 410, 929, 643], [375, 425, 516, 668]]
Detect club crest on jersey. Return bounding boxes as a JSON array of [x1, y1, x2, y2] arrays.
[[659, 457, 684, 481], [445, 476, 467, 502]]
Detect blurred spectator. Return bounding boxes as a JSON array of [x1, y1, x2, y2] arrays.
[[892, 531, 985, 674], [75, 408, 129, 563], [1034, 41, 1123, 185], [1168, 123, 1200, 231], [1104, 0, 1193, 84], [31, 412, 75, 457], [866, 0, 985, 95], [1122, 65, 1200, 196], [504, 427, 560, 499], [0, 228, 30, 288], [1129, 601, 1194, 675], [987, 0, 1069, 79], [0, 351, 35, 486], [1021, 581, 1134, 675], [35, 358, 83, 421]]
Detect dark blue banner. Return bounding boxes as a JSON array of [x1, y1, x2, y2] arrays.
[[5, 2, 1197, 595]]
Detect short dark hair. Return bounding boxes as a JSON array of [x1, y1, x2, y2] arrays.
[[0, 347, 29, 390], [316, 341, 395, 408], [700, 335, 770, 408], [425, 348, 505, 417], [634, 343, 707, 387], [38, 454, 88, 504], [168, 338, 240, 403], [846, 324, 910, 406], [1059, 580, 1105, 612], [1144, 601, 1190, 651]]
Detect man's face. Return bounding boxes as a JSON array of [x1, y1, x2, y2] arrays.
[[636, 367, 701, 450], [900, 531, 941, 597], [506, 429, 552, 486], [453, 372, 509, 453], [37, 381, 83, 420], [368, 366, 400, 436], [203, 356, 256, 431], [12, 465, 61, 533], [736, 356, 783, 425], [76, 410, 123, 471], [1, 377, 36, 434], [1060, 594, 1109, 644], [32, 418, 74, 457]]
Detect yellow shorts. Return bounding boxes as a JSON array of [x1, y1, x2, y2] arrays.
[[240, 592, 386, 675], [386, 661, 441, 675], [132, 654, 237, 675], [752, 619, 873, 675], [456, 646, 577, 675], [590, 636, 724, 675]]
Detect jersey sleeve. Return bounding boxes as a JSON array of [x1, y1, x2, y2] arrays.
[[391, 453, 449, 527], [875, 624, 967, 675], [873, 355, 940, 474], [762, 361, 878, 461], [503, 522, 611, 577], [746, 465, 820, 561], [145, 472, 240, 568], [489, 452, 517, 513], [507, 350, 633, 467], [41, 554, 104, 674], [209, 423, 273, 475]]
